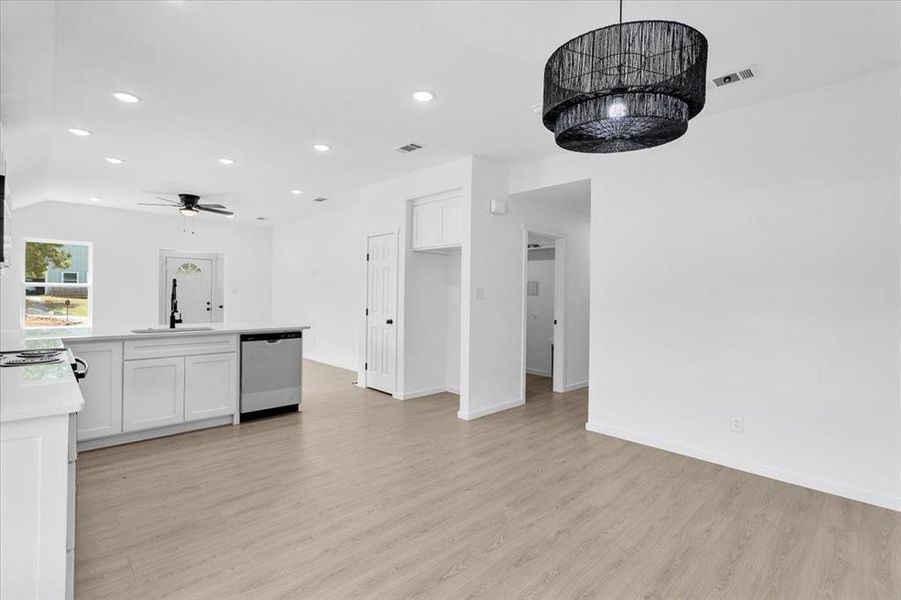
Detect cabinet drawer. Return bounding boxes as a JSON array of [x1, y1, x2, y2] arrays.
[[124, 335, 237, 360]]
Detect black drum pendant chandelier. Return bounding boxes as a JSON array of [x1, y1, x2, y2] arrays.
[[542, 0, 708, 153]]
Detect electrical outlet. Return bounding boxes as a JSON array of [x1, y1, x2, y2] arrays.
[[730, 417, 744, 433]]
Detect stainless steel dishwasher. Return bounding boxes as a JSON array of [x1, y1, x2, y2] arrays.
[[240, 331, 303, 415]]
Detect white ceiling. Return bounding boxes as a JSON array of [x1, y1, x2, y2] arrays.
[[1, 1, 899, 224]]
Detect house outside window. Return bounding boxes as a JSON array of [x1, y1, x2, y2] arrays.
[[24, 240, 92, 328]]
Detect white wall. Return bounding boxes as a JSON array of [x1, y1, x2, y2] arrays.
[[509, 68, 901, 510], [271, 157, 473, 393], [0, 201, 272, 330], [526, 253, 555, 376]]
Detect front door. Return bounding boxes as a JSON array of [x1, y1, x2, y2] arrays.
[[164, 257, 213, 324], [366, 233, 397, 394]]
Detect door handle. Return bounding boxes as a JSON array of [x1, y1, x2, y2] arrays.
[[206, 307, 211, 311], [386, 319, 394, 325]]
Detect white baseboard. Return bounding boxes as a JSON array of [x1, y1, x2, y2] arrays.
[[79, 416, 234, 451], [395, 386, 458, 400], [564, 380, 588, 392], [525, 368, 551, 377], [458, 397, 524, 421], [585, 422, 901, 512]]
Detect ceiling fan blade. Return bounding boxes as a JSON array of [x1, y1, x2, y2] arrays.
[[155, 196, 182, 205], [197, 203, 226, 209], [137, 203, 176, 206], [196, 206, 234, 216]]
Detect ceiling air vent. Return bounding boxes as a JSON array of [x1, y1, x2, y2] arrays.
[[313, 197, 327, 202], [712, 65, 758, 88], [396, 142, 424, 154]]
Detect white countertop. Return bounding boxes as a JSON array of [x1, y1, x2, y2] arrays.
[[0, 322, 309, 424], [0, 339, 84, 424], [5, 321, 310, 344]]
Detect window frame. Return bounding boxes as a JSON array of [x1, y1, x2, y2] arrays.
[[22, 237, 94, 329]]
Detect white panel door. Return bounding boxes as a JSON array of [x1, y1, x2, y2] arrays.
[[123, 357, 185, 432], [69, 342, 123, 440], [184, 353, 237, 422], [366, 233, 397, 393], [165, 258, 213, 324]]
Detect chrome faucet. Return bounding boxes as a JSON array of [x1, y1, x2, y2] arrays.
[[169, 278, 182, 329]]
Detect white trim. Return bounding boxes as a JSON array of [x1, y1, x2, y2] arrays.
[[457, 397, 524, 421], [585, 421, 901, 512], [525, 368, 552, 377], [394, 386, 458, 400], [78, 415, 233, 451], [521, 228, 567, 395], [564, 380, 588, 392]]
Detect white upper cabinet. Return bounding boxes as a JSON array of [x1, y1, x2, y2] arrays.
[[411, 194, 463, 251], [68, 342, 123, 441]]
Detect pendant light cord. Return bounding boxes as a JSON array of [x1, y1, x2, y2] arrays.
[[617, 0, 624, 87]]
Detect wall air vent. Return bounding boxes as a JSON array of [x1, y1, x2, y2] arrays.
[[713, 65, 758, 88], [313, 197, 327, 202], [396, 142, 424, 153]]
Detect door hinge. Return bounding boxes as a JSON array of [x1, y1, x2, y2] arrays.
[[365, 308, 369, 316], [366, 253, 370, 261], [365, 362, 368, 370]]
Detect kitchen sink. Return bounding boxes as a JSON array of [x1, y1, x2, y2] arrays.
[[131, 327, 215, 333]]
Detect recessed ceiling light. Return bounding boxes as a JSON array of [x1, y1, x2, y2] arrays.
[[68, 128, 92, 137], [291, 189, 303, 195], [112, 91, 141, 104], [413, 91, 435, 102], [218, 157, 236, 165], [312, 144, 330, 152], [89, 197, 101, 202], [104, 157, 124, 164]]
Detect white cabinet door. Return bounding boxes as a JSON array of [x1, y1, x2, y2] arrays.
[[439, 197, 463, 246], [184, 353, 237, 422], [69, 342, 123, 440], [123, 357, 185, 432], [412, 202, 440, 249]]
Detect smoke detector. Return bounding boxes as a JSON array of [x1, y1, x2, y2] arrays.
[[712, 65, 758, 88], [396, 142, 424, 154]]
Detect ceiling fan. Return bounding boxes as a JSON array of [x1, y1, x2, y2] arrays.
[[138, 193, 234, 217]]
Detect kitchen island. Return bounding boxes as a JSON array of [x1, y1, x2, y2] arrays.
[[7, 322, 310, 451]]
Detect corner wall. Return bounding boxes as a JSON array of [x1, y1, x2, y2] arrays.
[[509, 68, 901, 510]]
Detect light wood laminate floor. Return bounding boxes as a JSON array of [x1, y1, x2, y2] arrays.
[[76, 364, 900, 599]]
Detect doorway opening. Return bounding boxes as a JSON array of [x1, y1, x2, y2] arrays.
[[523, 232, 563, 400], [158, 251, 224, 325]]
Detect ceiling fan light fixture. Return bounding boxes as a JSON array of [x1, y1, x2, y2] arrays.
[[542, 1, 708, 153], [180, 207, 198, 216]]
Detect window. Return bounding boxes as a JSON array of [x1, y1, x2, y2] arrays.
[[24, 240, 92, 328], [175, 262, 202, 274]]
